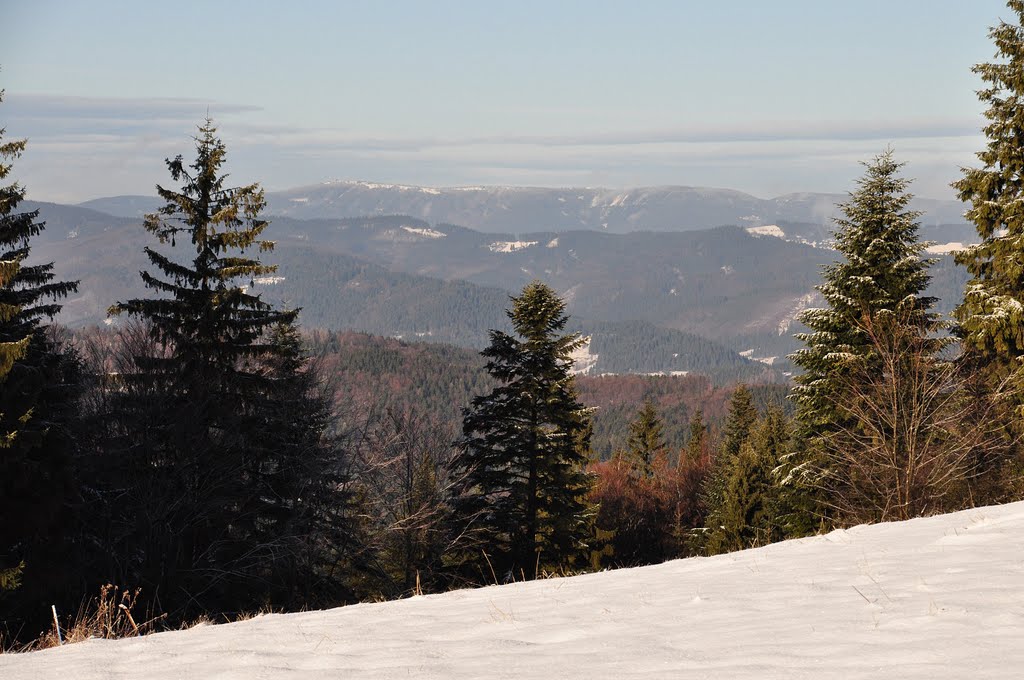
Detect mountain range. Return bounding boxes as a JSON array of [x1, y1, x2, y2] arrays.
[[23, 181, 976, 382], [77, 181, 970, 236]]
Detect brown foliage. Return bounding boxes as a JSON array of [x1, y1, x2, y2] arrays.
[[589, 451, 710, 568]]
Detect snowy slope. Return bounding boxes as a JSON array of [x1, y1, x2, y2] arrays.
[[5, 502, 1024, 679]]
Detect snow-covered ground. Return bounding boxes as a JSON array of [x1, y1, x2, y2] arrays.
[[5, 502, 1024, 679]]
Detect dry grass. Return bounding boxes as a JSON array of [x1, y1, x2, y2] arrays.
[[1, 588, 290, 654], [5, 585, 166, 653]]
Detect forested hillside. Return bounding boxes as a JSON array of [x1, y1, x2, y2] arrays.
[[303, 330, 785, 458], [27, 200, 971, 369]]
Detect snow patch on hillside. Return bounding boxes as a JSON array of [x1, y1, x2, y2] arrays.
[[348, 181, 441, 195], [488, 240, 538, 253], [401, 226, 447, 239], [253, 276, 285, 285], [778, 292, 817, 335], [746, 224, 786, 238], [568, 335, 599, 375], [739, 349, 777, 365]]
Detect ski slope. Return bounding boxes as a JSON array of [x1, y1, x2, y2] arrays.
[[4, 502, 1024, 679]]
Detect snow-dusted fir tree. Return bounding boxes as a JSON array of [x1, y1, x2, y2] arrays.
[[791, 150, 939, 435], [451, 281, 593, 581], [954, 1, 1024, 388], [783, 151, 941, 534]]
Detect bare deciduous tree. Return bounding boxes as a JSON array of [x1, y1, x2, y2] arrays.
[[350, 403, 461, 596], [817, 309, 1019, 524]]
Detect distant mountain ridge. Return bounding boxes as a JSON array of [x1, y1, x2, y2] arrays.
[[77, 180, 970, 235], [25, 200, 969, 378], [25, 202, 778, 381]]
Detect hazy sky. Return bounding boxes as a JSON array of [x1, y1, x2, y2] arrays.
[[0, 0, 1013, 202]]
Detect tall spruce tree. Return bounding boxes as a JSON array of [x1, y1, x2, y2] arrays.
[[451, 281, 594, 581], [791, 150, 939, 435], [786, 151, 939, 536], [105, 120, 346, 618], [0, 86, 81, 615], [954, 1, 1024, 390]]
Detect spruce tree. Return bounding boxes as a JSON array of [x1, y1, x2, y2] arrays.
[[712, 407, 789, 554], [699, 385, 758, 550], [720, 385, 758, 462], [0, 86, 81, 610], [105, 120, 343, 617], [451, 281, 594, 581], [954, 1, 1024, 389], [787, 151, 939, 536], [791, 150, 938, 435], [623, 398, 665, 476], [684, 408, 708, 463]]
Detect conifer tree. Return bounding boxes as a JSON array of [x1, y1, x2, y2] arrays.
[[623, 398, 665, 476], [712, 408, 789, 553], [720, 385, 758, 462], [105, 120, 346, 617], [785, 151, 939, 535], [451, 281, 594, 581], [699, 407, 788, 554], [684, 408, 708, 463], [954, 1, 1024, 390], [791, 150, 939, 435], [0, 86, 81, 606], [699, 385, 758, 549]]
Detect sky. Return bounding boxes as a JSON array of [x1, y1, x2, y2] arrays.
[[0, 0, 1014, 203]]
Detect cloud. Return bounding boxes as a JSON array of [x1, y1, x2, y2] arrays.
[[3, 92, 984, 202], [5, 93, 262, 121]]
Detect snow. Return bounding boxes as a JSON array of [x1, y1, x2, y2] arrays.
[[568, 335, 599, 376], [252, 276, 285, 285], [925, 242, 967, 254], [746, 224, 786, 238], [739, 349, 778, 366], [351, 181, 441, 195], [487, 241, 538, 253], [400, 226, 447, 239], [6, 502, 1024, 679], [778, 292, 817, 335], [547, 237, 559, 248]]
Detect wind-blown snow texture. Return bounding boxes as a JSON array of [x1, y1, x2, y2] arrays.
[[5, 502, 1024, 678]]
